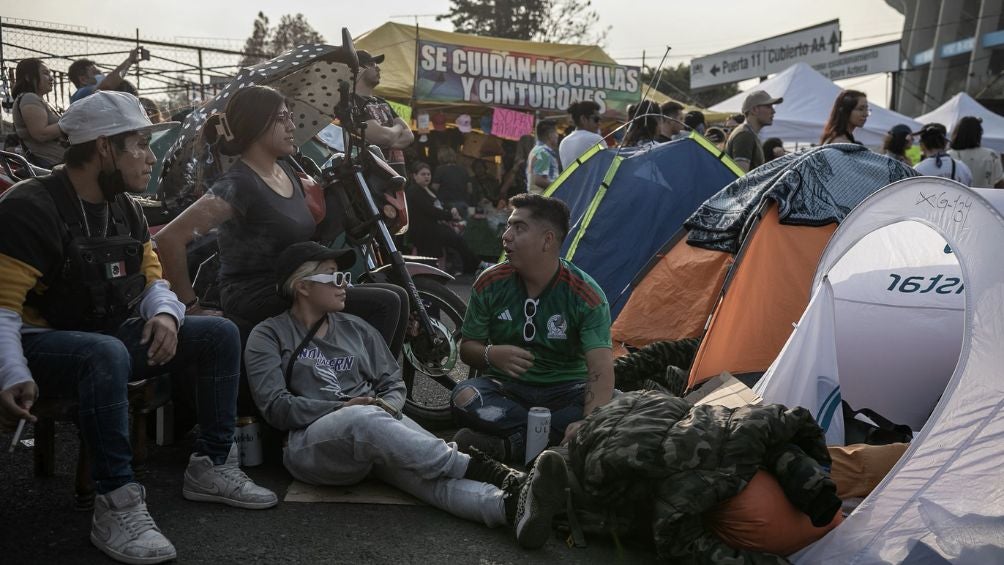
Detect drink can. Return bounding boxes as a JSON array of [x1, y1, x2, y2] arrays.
[[235, 416, 263, 467], [525, 407, 551, 464]]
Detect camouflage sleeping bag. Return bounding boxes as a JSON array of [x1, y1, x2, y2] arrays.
[[568, 390, 840, 564]]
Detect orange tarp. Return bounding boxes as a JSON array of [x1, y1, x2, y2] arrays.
[[687, 205, 837, 386], [611, 232, 732, 346]]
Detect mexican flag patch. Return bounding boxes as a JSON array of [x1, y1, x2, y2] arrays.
[[105, 260, 127, 279]]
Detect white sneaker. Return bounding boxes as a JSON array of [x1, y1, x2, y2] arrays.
[[182, 444, 278, 509], [90, 483, 176, 565]]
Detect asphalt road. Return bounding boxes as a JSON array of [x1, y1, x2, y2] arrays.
[[1, 275, 659, 565]]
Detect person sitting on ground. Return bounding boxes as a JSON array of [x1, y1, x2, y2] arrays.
[[821, 89, 869, 145], [882, 124, 914, 166], [0, 91, 277, 565], [725, 90, 782, 173], [68, 48, 143, 103], [451, 194, 615, 464], [762, 137, 786, 162], [623, 100, 661, 148], [405, 161, 485, 275], [948, 116, 1004, 188], [657, 101, 687, 143], [154, 85, 408, 414], [11, 58, 65, 168], [914, 123, 973, 186], [559, 100, 604, 166], [244, 241, 570, 549]]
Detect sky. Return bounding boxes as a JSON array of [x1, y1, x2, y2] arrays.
[[3, 0, 905, 105]]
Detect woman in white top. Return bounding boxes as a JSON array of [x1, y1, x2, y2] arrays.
[[11, 58, 64, 167], [948, 116, 1004, 188]]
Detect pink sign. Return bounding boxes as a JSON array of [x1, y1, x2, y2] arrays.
[[491, 107, 534, 141]]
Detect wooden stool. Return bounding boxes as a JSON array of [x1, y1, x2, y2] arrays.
[[32, 375, 173, 510]]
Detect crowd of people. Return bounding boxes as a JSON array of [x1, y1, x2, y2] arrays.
[[4, 39, 1004, 564]]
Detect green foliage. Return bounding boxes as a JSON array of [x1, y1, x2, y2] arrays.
[[438, 0, 609, 45], [239, 12, 325, 68], [641, 63, 740, 108]]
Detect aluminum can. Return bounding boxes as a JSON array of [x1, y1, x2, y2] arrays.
[[525, 407, 551, 464], [235, 416, 263, 467]]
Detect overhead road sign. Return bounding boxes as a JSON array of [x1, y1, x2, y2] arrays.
[[690, 20, 841, 89], [813, 41, 901, 81]]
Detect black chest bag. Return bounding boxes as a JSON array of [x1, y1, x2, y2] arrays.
[[28, 174, 147, 332]]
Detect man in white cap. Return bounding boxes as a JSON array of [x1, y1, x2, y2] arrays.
[[724, 90, 783, 173], [0, 91, 277, 564]]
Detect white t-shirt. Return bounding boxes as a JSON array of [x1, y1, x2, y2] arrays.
[[914, 154, 973, 186], [559, 129, 604, 169], [949, 147, 1003, 188]]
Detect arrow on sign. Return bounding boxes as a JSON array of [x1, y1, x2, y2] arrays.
[[829, 31, 839, 53], [711, 64, 721, 76]]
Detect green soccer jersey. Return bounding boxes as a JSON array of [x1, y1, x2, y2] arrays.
[[462, 259, 612, 384]]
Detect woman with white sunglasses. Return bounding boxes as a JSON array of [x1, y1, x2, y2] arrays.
[[243, 242, 570, 548]]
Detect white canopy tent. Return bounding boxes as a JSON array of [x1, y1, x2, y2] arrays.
[[753, 177, 1004, 562], [710, 63, 919, 147], [915, 92, 1004, 153]]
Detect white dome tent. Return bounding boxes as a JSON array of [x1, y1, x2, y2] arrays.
[[915, 91, 1004, 153], [753, 177, 1004, 562], [709, 62, 919, 147]]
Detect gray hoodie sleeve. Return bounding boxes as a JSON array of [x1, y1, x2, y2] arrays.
[[244, 321, 343, 431], [364, 323, 407, 412]]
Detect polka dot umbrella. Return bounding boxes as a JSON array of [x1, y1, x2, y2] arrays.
[[157, 43, 354, 207]]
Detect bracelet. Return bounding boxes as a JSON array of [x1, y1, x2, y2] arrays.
[[482, 344, 493, 369]]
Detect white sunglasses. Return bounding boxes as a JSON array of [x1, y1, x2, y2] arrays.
[[302, 272, 352, 287]]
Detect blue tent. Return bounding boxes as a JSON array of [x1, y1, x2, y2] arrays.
[[547, 134, 740, 318]]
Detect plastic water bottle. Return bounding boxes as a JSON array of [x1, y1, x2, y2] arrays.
[[235, 416, 263, 467]]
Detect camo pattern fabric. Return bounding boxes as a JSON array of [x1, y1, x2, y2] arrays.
[[569, 390, 839, 564], [614, 338, 701, 396]]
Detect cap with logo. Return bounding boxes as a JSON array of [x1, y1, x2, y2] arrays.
[[742, 90, 784, 113], [275, 241, 357, 297], [59, 91, 179, 146], [456, 114, 472, 133]]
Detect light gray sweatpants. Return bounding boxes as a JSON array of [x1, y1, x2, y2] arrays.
[[284, 404, 507, 527]]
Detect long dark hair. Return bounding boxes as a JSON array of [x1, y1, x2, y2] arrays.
[[202, 85, 286, 157], [623, 100, 660, 146], [950, 116, 983, 150], [12, 58, 46, 99], [820, 89, 866, 144]]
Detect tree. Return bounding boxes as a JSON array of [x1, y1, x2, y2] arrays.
[[438, 0, 608, 45], [239, 12, 325, 68], [640, 62, 740, 109]]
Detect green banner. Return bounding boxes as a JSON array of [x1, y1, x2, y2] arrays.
[[416, 40, 640, 117]]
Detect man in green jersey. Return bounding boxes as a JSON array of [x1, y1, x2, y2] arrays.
[[452, 194, 615, 463]]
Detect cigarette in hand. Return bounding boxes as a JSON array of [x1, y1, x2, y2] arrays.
[[9, 419, 25, 453]]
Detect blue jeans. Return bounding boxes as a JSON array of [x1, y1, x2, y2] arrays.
[[450, 377, 585, 462], [22, 316, 240, 494]]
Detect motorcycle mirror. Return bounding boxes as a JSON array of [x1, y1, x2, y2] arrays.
[[341, 28, 359, 72]]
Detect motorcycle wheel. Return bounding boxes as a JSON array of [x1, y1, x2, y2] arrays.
[[401, 276, 476, 429]]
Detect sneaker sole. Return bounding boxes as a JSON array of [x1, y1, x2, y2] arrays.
[[515, 451, 568, 549], [182, 488, 279, 510], [90, 532, 177, 565]]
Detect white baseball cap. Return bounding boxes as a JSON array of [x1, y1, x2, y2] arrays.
[[59, 91, 179, 145]]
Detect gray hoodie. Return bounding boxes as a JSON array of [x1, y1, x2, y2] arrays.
[[245, 310, 406, 431]]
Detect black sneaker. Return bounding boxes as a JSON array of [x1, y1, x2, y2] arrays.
[[463, 447, 527, 492], [453, 428, 508, 462], [512, 450, 568, 549]]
